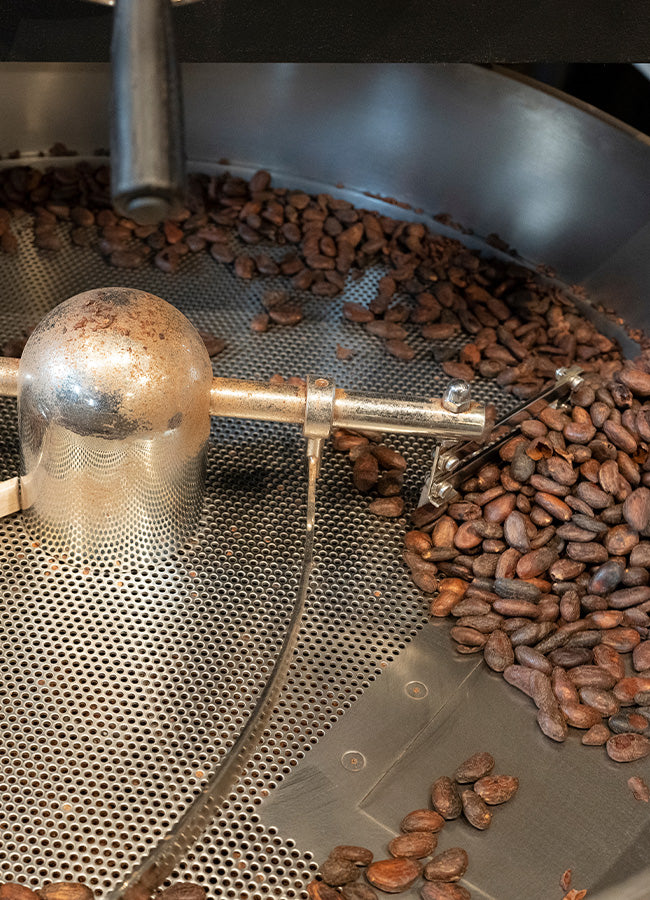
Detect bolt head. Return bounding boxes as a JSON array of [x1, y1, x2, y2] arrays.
[[442, 379, 471, 413]]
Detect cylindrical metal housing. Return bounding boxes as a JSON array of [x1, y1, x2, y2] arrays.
[[110, 0, 185, 223], [17, 287, 213, 565]]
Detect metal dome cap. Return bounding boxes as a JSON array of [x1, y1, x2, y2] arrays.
[[18, 287, 214, 566]]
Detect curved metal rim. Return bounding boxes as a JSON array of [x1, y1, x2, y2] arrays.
[[490, 63, 650, 149]]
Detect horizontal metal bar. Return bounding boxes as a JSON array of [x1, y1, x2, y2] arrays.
[[0, 364, 486, 441], [210, 377, 486, 440]]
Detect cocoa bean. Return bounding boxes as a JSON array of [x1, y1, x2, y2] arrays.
[[614, 676, 650, 704], [431, 776, 462, 820], [0, 889, 41, 900], [353, 452, 379, 492], [552, 667, 579, 706], [606, 732, 650, 762], [578, 686, 619, 716], [582, 723, 611, 745], [537, 706, 568, 741], [594, 645, 626, 680], [400, 809, 445, 834], [366, 858, 422, 893], [39, 887, 93, 900], [423, 847, 469, 883], [460, 789, 491, 829], [568, 666, 617, 690], [609, 712, 650, 734], [388, 832, 438, 859], [566, 542, 609, 564], [560, 701, 603, 729], [605, 524, 639, 556], [320, 857, 359, 886], [609, 586, 650, 610], [601, 627, 641, 652], [633, 641, 650, 672], [516, 546, 558, 578], [473, 774, 519, 804], [369, 497, 404, 517], [589, 560, 625, 595], [492, 598, 539, 617], [515, 645, 553, 673], [454, 751, 494, 783], [623, 487, 650, 532], [341, 886, 378, 900], [483, 630, 514, 671]]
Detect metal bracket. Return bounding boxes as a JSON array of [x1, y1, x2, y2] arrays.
[[420, 365, 585, 509], [303, 375, 336, 530]]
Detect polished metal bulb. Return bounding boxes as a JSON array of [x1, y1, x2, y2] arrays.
[[18, 287, 214, 565]]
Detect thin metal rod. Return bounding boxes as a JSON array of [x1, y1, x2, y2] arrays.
[[105, 448, 320, 900]]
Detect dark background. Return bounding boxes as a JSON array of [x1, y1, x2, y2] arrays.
[[2, 1, 650, 135]]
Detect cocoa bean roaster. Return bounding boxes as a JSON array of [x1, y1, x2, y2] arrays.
[[0, 63, 649, 900]]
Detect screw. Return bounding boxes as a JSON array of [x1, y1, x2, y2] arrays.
[[341, 750, 366, 771], [442, 379, 471, 414], [405, 680, 429, 699]]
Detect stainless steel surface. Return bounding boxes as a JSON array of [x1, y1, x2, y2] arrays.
[[18, 287, 212, 564], [2, 64, 650, 330], [0, 196, 521, 899], [264, 623, 650, 900], [111, 0, 185, 223], [107, 437, 320, 900], [0, 62, 650, 899]]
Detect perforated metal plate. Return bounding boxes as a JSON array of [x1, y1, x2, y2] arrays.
[[0, 168, 624, 899]]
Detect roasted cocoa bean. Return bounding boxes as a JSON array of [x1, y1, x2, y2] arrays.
[[332, 846, 374, 867], [483, 630, 514, 672], [366, 858, 422, 893], [537, 706, 568, 741], [388, 832, 438, 859], [606, 732, 650, 762], [431, 777, 462, 820], [400, 809, 445, 834], [473, 774, 519, 804], [460, 789, 491, 829], [423, 847, 469, 883]]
